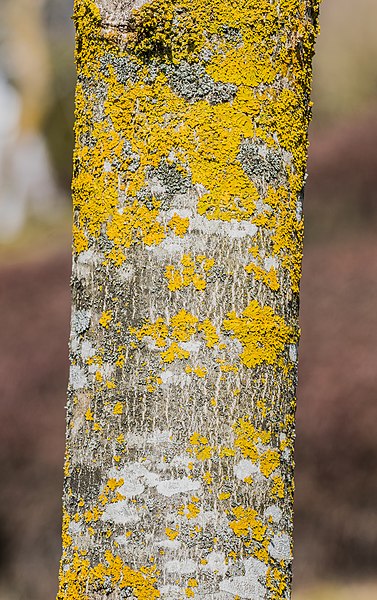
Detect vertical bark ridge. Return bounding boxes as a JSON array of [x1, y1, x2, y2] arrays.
[[57, 1, 320, 598]]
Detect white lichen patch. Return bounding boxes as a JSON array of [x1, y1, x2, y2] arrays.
[[289, 343, 298, 363], [119, 480, 145, 498], [264, 256, 279, 270], [81, 340, 96, 360], [68, 519, 84, 535], [158, 584, 184, 599], [191, 213, 258, 239], [117, 263, 135, 282], [233, 459, 259, 481], [165, 559, 197, 575], [159, 372, 192, 388], [171, 454, 194, 468], [264, 505, 283, 524], [269, 533, 291, 561], [148, 237, 184, 257], [71, 309, 91, 336], [75, 249, 103, 280], [154, 539, 181, 550], [160, 370, 174, 384], [114, 533, 132, 546], [101, 501, 140, 525], [180, 339, 202, 353], [146, 429, 173, 445], [201, 551, 228, 577], [156, 476, 201, 497], [219, 575, 265, 599], [109, 462, 161, 489], [219, 557, 268, 599], [69, 365, 87, 390]]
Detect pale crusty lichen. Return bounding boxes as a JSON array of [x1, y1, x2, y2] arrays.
[[57, 0, 320, 598]]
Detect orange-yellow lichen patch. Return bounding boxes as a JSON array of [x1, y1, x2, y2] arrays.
[[106, 478, 125, 492], [193, 366, 207, 378], [165, 253, 213, 292], [107, 202, 166, 250], [271, 475, 285, 499], [99, 310, 113, 328], [84, 506, 102, 523], [267, 565, 288, 598], [165, 527, 179, 540], [62, 511, 73, 549], [171, 309, 198, 341], [167, 213, 190, 237], [129, 318, 169, 348], [218, 447, 236, 458], [259, 449, 281, 478], [218, 492, 231, 501], [85, 408, 94, 421], [188, 432, 215, 461], [186, 577, 198, 597], [229, 506, 266, 540], [185, 502, 200, 519], [233, 415, 271, 461], [217, 359, 238, 373], [203, 471, 213, 485], [72, 225, 88, 254], [113, 402, 123, 415], [57, 549, 160, 600], [245, 262, 280, 291], [145, 374, 163, 393], [130, 310, 220, 366], [160, 342, 190, 363], [197, 319, 219, 348], [223, 300, 294, 368]]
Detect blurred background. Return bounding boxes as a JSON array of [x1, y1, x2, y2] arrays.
[[0, 0, 377, 598]]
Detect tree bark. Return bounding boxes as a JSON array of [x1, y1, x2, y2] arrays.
[[57, 1, 320, 598]]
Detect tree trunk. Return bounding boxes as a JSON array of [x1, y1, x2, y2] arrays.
[[57, 1, 320, 598]]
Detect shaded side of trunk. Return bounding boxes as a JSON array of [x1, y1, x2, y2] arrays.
[[57, 1, 320, 598]]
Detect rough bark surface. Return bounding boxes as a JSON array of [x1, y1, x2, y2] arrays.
[[57, 1, 320, 598]]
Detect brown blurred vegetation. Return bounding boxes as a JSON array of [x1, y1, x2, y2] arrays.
[[0, 0, 377, 598]]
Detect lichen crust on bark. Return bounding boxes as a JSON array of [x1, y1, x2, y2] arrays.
[[57, 1, 320, 598]]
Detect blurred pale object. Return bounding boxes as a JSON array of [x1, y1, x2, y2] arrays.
[[0, 0, 61, 242], [313, 0, 377, 121], [0, 75, 57, 240]]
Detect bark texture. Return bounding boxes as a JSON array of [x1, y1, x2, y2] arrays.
[[57, 1, 320, 598]]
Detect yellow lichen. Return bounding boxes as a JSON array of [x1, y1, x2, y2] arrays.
[[171, 309, 198, 341], [229, 507, 266, 540], [160, 342, 190, 363], [99, 310, 112, 328], [233, 416, 271, 461], [167, 213, 190, 237], [165, 527, 179, 540], [197, 319, 219, 348], [259, 449, 281, 478], [245, 262, 280, 291], [223, 300, 294, 368], [218, 492, 231, 501], [193, 366, 207, 378], [113, 402, 123, 415], [165, 253, 212, 292], [57, 549, 160, 600]]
